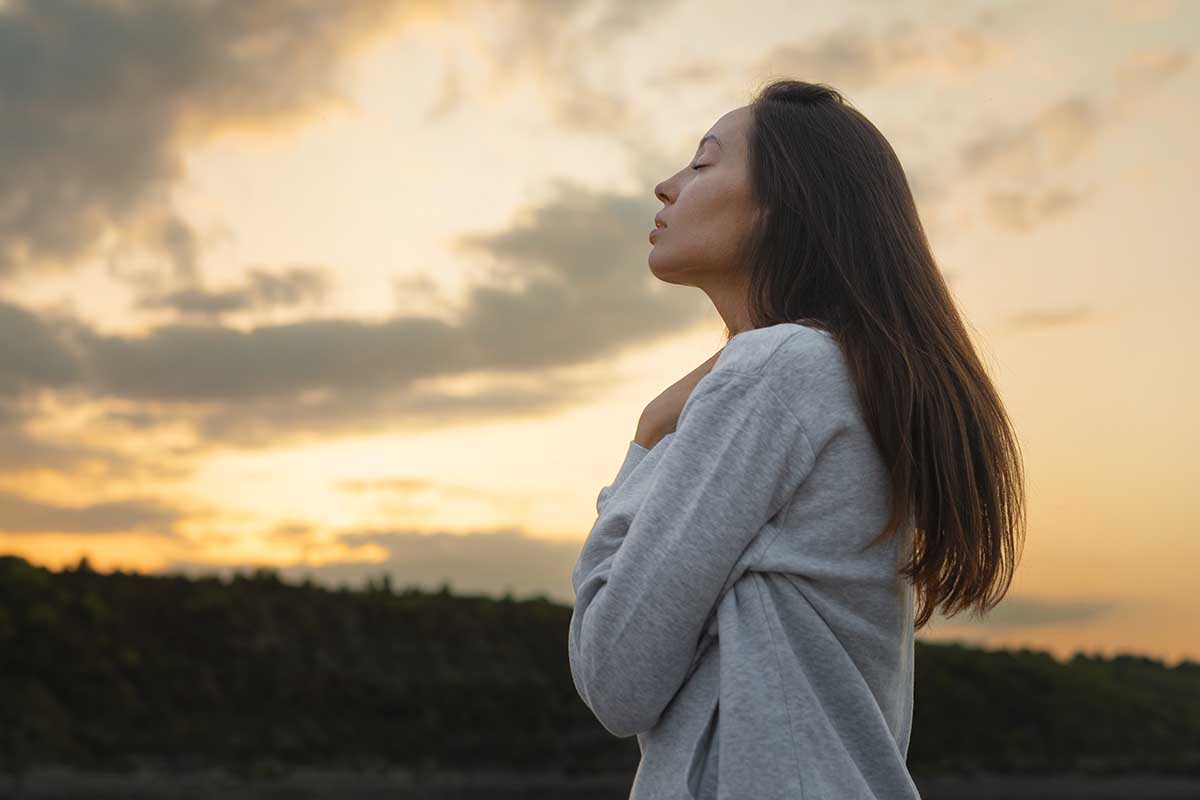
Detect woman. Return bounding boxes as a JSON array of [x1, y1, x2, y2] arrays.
[[568, 80, 1025, 799]]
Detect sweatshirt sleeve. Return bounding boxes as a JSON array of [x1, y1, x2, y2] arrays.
[[595, 440, 650, 515], [568, 367, 816, 737]]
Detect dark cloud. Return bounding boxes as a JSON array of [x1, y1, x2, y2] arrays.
[[0, 421, 119, 474], [0, 488, 186, 536], [12, 0, 1167, 473], [0, 301, 81, 396], [0, 0, 710, 459], [0, 0, 418, 280], [133, 265, 334, 317], [0, 176, 708, 453], [0, 0, 678, 285]]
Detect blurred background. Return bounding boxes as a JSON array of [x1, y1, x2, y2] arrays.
[[0, 0, 1197, 797]]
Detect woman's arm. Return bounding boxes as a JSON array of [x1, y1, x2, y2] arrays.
[[568, 367, 815, 737]]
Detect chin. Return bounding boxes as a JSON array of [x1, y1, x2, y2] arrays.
[[647, 252, 668, 280], [646, 259, 688, 286]]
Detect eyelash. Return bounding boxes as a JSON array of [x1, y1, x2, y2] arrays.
[[691, 163, 707, 170]]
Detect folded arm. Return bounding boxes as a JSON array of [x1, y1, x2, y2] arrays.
[[568, 368, 815, 736]]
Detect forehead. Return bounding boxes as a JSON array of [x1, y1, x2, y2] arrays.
[[702, 106, 750, 147]]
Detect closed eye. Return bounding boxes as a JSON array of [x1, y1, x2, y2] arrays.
[[691, 163, 708, 170]]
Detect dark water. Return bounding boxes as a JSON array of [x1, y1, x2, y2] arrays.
[[2, 767, 1200, 799]]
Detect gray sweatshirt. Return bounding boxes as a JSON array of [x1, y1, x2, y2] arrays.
[[569, 322, 922, 799]]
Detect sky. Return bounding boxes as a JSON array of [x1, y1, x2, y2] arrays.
[[0, 0, 1197, 666]]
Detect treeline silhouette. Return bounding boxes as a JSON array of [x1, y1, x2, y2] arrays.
[[1, 553, 1197, 782]]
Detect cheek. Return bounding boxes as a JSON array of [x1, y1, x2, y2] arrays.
[[675, 183, 716, 230], [658, 177, 753, 262], [687, 187, 746, 247], [653, 212, 741, 270]]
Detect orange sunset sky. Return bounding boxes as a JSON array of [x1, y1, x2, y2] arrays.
[[0, 0, 1196, 666]]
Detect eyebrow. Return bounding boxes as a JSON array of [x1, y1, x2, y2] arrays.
[[698, 134, 722, 150]]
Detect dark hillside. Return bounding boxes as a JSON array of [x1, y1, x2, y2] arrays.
[[1, 554, 1197, 781]]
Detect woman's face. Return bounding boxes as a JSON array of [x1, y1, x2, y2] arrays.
[[649, 105, 762, 291]]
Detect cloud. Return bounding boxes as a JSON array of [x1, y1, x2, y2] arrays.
[[1000, 305, 1102, 333], [0, 301, 81, 396], [745, 16, 1011, 91], [0, 0, 423, 280], [953, 46, 1191, 233], [0, 176, 708, 453], [960, 96, 1103, 179], [133, 265, 335, 318], [640, 8, 1018, 113], [0, 419, 122, 474], [0, 487, 186, 536], [627, 9, 1031, 245], [0, 0, 723, 458], [981, 186, 1087, 233], [1111, 46, 1194, 114], [336, 476, 438, 494], [0, 0, 686, 289], [161, 528, 584, 603], [446, 0, 682, 133], [13, 0, 1168, 472], [714, 7, 1191, 241], [932, 595, 1121, 629], [0, 389, 193, 481]]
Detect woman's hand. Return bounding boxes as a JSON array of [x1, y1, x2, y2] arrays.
[[634, 346, 726, 450]]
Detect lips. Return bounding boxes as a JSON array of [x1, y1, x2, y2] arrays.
[[650, 215, 667, 243]]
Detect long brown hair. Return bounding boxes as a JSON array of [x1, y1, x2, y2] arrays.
[[731, 79, 1026, 630]]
